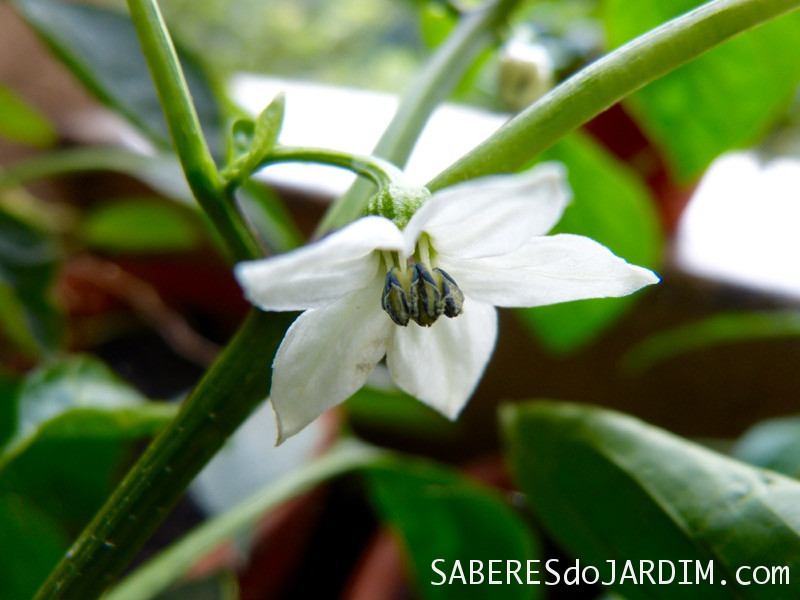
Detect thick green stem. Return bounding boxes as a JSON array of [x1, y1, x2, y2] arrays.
[[315, 0, 523, 236], [125, 0, 261, 261], [34, 310, 297, 600], [106, 441, 385, 600], [427, 0, 800, 191]]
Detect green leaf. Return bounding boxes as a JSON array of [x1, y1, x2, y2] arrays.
[[0, 84, 56, 148], [732, 415, 800, 479], [621, 311, 800, 374], [345, 384, 459, 440], [365, 459, 540, 599], [0, 355, 176, 468], [13, 0, 224, 153], [602, 0, 800, 180], [237, 181, 303, 253], [81, 198, 202, 254], [154, 572, 239, 600], [0, 492, 70, 600], [517, 132, 662, 352], [222, 93, 286, 183], [502, 401, 800, 599], [0, 207, 63, 354], [0, 356, 174, 600]]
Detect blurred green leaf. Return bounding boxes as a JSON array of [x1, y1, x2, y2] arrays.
[[0, 207, 63, 354], [345, 383, 458, 439], [154, 572, 239, 600], [1, 355, 175, 468], [0, 356, 175, 600], [81, 198, 202, 254], [621, 311, 800, 374], [0, 85, 56, 148], [237, 182, 303, 253], [366, 459, 540, 599], [502, 401, 800, 599], [517, 132, 662, 353], [732, 415, 800, 479], [419, 2, 457, 49], [602, 0, 800, 180], [13, 0, 224, 154], [0, 492, 70, 600], [0, 373, 19, 448]]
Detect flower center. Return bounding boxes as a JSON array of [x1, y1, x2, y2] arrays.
[[380, 240, 464, 327]]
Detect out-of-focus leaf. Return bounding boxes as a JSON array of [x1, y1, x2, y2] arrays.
[[237, 182, 302, 253], [420, 2, 456, 49], [0, 356, 175, 468], [502, 401, 800, 599], [0, 356, 174, 600], [154, 572, 239, 600], [366, 459, 540, 599], [0, 207, 63, 354], [0, 85, 56, 148], [81, 198, 202, 254], [0, 492, 70, 600], [602, 0, 800, 181], [0, 374, 19, 448], [621, 311, 800, 374], [345, 383, 458, 439], [13, 0, 224, 154], [518, 132, 662, 353], [732, 415, 800, 479]]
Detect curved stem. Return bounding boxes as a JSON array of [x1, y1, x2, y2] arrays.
[[315, 0, 524, 236], [257, 145, 406, 189], [427, 0, 800, 191], [125, 0, 261, 261], [34, 310, 297, 600]]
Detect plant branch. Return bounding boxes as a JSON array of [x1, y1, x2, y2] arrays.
[[427, 0, 800, 191], [315, 0, 523, 235], [125, 0, 261, 261], [34, 310, 297, 600]]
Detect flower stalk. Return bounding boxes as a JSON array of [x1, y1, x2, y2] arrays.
[[125, 0, 261, 262], [427, 0, 800, 191]]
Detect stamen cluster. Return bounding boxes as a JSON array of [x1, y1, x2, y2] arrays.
[[381, 262, 464, 327]]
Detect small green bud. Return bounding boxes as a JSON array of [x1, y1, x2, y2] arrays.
[[365, 183, 431, 229]]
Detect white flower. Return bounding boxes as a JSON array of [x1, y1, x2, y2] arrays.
[[235, 163, 658, 443]]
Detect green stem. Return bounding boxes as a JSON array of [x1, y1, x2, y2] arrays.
[[0, 148, 172, 191], [315, 0, 523, 235], [257, 145, 406, 189], [106, 441, 385, 600], [34, 310, 297, 600], [427, 0, 800, 191], [125, 0, 261, 261]]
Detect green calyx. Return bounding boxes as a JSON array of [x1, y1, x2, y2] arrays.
[[364, 183, 431, 229]]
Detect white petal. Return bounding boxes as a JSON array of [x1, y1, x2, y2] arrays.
[[404, 162, 570, 259], [439, 234, 659, 307], [235, 216, 404, 311], [270, 279, 392, 443], [386, 298, 497, 420]]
